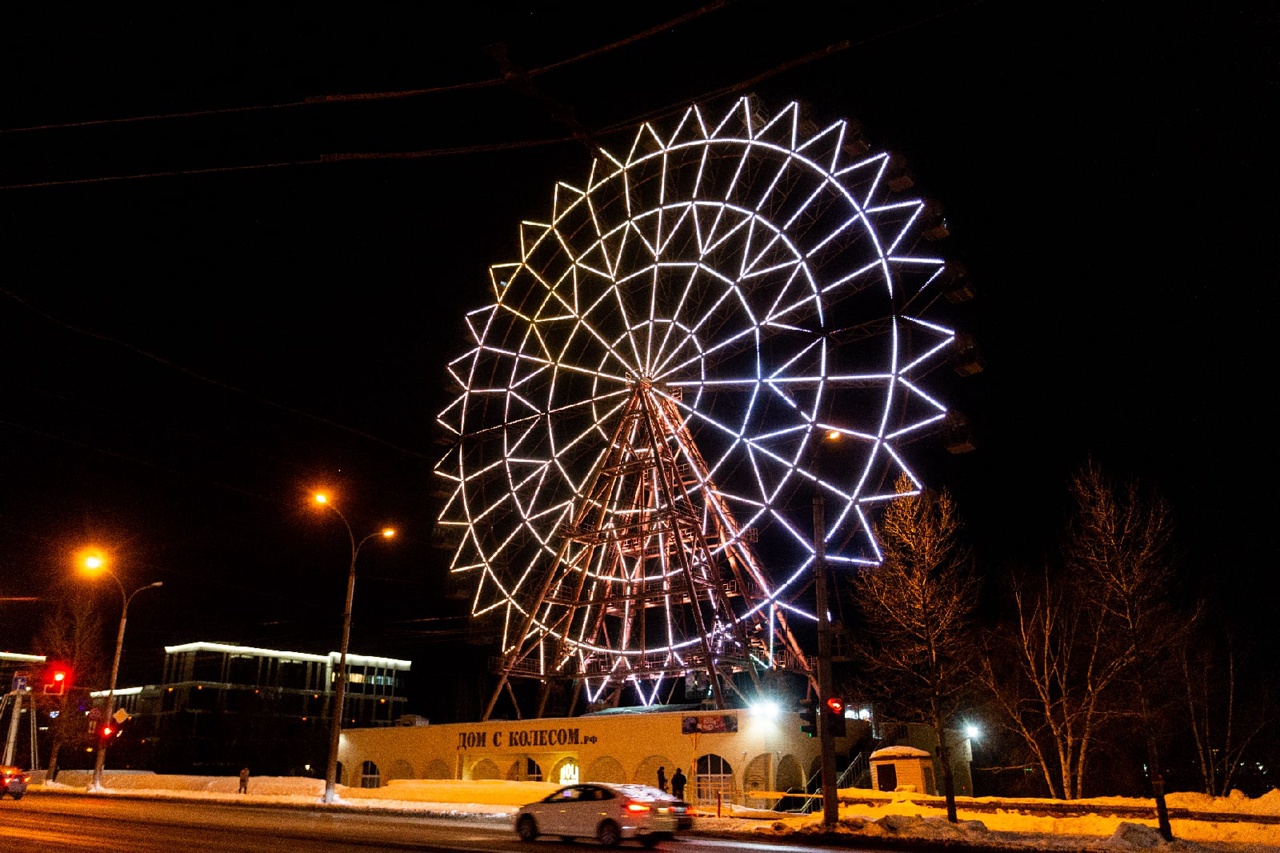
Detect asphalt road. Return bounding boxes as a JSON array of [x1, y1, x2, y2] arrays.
[[0, 792, 889, 853]]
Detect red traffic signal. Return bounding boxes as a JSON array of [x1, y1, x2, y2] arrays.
[[99, 723, 114, 739], [823, 696, 847, 738], [43, 663, 72, 694]]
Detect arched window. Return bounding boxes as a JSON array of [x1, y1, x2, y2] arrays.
[[505, 757, 543, 781], [695, 753, 734, 805], [550, 757, 580, 785], [360, 760, 380, 789]]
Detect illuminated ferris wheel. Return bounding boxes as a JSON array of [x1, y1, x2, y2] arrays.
[[434, 97, 956, 719]]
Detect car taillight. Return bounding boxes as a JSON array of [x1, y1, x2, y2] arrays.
[[626, 801, 651, 813]]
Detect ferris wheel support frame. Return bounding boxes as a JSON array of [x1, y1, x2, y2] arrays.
[[483, 380, 781, 720]]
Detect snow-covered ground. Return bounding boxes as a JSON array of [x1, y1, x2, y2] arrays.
[[36, 772, 1280, 852]]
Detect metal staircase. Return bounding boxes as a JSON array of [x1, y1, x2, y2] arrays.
[[779, 750, 872, 813]]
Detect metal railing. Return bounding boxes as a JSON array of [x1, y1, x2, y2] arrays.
[[776, 751, 872, 814]]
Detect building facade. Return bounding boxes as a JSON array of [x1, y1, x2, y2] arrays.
[[104, 642, 410, 776], [335, 701, 865, 799], [339, 708, 974, 805], [340, 706, 826, 805]]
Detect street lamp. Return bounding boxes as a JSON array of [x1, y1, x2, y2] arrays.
[[313, 492, 395, 804], [78, 549, 162, 792], [811, 492, 839, 826]]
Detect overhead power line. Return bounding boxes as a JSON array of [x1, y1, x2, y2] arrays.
[[0, 286, 428, 460], [0, 2, 734, 137], [0, 2, 979, 191]]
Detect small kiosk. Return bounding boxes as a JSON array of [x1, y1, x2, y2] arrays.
[[869, 745, 935, 795]]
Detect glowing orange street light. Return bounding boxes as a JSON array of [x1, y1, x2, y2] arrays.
[[311, 493, 395, 804], [76, 547, 162, 792], [79, 547, 106, 572]]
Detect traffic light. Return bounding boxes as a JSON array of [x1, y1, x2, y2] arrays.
[[42, 663, 72, 695], [99, 723, 114, 739], [824, 696, 847, 738], [797, 698, 817, 737]]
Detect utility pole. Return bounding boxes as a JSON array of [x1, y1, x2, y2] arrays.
[[812, 494, 839, 826]]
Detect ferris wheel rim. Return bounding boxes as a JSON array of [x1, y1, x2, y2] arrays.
[[435, 97, 954, 681]]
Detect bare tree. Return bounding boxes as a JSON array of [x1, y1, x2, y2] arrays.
[[852, 475, 978, 823], [1064, 461, 1187, 841], [33, 582, 106, 779], [976, 460, 1192, 820], [1179, 629, 1275, 797], [976, 567, 1130, 799]]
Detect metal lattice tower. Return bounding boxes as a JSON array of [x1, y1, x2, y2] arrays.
[[484, 382, 810, 718]]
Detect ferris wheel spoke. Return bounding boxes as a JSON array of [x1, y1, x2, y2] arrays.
[[645, 264, 706, 374]]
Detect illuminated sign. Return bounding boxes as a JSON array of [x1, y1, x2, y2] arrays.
[[681, 714, 738, 734]]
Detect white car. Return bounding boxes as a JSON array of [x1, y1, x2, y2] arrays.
[[514, 782, 691, 847]]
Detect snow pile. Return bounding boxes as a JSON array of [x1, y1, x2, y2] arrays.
[[34, 774, 1280, 851], [688, 788, 1280, 852], [1166, 789, 1280, 818], [1107, 822, 1172, 849], [49, 770, 324, 797], [360, 778, 559, 805]]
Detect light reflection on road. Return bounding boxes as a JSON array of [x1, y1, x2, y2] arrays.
[[5, 794, 897, 853]]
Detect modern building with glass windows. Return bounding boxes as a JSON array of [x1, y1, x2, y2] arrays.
[[102, 641, 410, 777]]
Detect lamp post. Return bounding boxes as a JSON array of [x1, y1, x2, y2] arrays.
[[810, 427, 844, 826], [313, 492, 394, 804], [78, 550, 162, 792]]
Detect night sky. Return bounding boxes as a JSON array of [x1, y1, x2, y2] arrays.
[[2, 2, 1274, 719]]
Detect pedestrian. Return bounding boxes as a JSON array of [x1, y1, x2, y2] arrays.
[[670, 767, 686, 799], [239, 766, 250, 794], [657, 765, 667, 792]]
